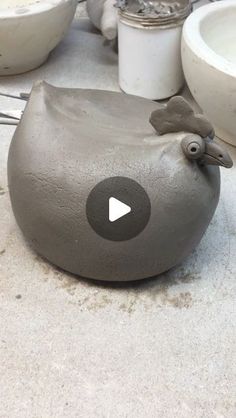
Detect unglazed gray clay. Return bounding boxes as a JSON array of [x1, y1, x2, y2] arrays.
[[150, 96, 215, 138], [8, 81, 233, 281], [87, 0, 118, 40]]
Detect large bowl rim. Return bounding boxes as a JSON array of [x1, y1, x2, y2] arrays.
[[182, 0, 236, 77], [0, 0, 74, 19]]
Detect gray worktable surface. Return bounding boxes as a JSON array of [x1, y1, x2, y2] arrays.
[[0, 4, 236, 418]]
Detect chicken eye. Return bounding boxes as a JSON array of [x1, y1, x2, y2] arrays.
[[181, 135, 205, 161], [187, 142, 201, 157]]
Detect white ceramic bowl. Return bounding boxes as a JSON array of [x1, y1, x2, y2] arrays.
[[182, 0, 236, 146], [0, 0, 77, 75]]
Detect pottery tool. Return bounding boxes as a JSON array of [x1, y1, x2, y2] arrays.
[[0, 92, 29, 125], [0, 92, 29, 101], [0, 110, 23, 125], [0, 118, 19, 125]]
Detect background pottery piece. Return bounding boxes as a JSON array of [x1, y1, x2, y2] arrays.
[[0, 0, 77, 76], [87, 0, 118, 40], [182, 0, 236, 146], [7, 82, 231, 282], [118, 0, 191, 100]]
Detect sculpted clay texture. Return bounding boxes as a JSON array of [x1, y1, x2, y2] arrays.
[[87, 0, 118, 40], [8, 82, 222, 281]]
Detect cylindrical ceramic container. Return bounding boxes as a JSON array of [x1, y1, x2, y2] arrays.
[[118, 0, 191, 100]]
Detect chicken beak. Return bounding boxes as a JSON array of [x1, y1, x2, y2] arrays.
[[201, 139, 233, 168]]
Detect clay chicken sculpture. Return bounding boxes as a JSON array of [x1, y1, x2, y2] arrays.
[[8, 82, 233, 281], [87, 0, 118, 40]]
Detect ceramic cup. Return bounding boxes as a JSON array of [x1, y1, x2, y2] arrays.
[[118, 1, 191, 100]]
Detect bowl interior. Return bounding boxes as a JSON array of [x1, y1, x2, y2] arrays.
[[200, 7, 236, 64], [0, 0, 38, 10]]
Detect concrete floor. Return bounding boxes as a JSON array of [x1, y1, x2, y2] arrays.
[[0, 3, 236, 418]]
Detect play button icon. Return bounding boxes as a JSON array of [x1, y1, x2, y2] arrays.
[[109, 197, 131, 222], [86, 176, 151, 241]]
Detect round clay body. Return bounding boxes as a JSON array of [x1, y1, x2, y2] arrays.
[[8, 82, 220, 281]]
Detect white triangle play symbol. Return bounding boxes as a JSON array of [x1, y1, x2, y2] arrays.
[[109, 197, 131, 222]]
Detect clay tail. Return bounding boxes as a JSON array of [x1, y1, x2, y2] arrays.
[[101, 0, 118, 40]]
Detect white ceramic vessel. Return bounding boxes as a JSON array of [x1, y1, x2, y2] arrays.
[[119, 20, 184, 100], [0, 0, 77, 75], [118, 2, 190, 100], [182, 0, 236, 146]]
